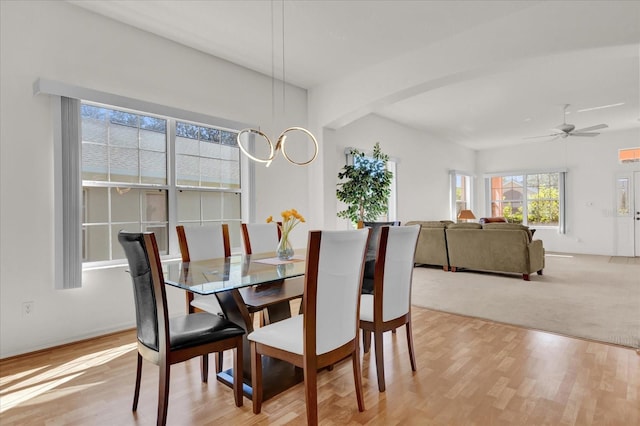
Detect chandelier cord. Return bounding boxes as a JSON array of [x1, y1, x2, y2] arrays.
[[271, 0, 275, 126], [281, 0, 285, 116], [236, 0, 318, 167], [270, 0, 286, 123]]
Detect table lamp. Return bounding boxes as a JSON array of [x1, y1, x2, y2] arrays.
[[457, 209, 476, 222]]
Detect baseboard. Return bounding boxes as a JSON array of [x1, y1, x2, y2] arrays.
[[0, 324, 136, 361]]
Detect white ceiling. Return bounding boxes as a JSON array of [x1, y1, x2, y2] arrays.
[[68, 0, 640, 150]]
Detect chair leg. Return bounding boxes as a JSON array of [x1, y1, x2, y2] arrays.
[[374, 330, 386, 392], [201, 354, 208, 383], [132, 353, 143, 411], [352, 350, 365, 412], [362, 330, 372, 353], [158, 360, 170, 426], [215, 351, 223, 374], [233, 340, 243, 407], [406, 321, 417, 372], [251, 342, 263, 414], [303, 362, 318, 426]]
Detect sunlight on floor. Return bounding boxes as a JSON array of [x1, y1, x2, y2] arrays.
[[1, 372, 85, 412], [0, 342, 136, 413], [526, 330, 575, 350], [0, 366, 48, 387]]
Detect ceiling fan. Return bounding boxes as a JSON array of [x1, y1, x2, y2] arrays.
[[525, 104, 608, 140]]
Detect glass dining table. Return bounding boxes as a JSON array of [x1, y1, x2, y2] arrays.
[[164, 250, 306, 401]]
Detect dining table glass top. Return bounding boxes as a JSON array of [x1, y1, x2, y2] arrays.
[[164, 251, 306, 295]]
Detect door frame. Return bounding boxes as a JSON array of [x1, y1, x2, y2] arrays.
[[634, 171, 640, 257]]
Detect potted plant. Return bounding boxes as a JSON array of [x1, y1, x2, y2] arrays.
[[336, 142, 393, 227]]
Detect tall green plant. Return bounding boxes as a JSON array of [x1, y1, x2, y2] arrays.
[[336, 142, 393, 226]]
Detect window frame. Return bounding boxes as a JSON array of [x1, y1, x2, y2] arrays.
[[41, 79, 255, 288], [80, 102, 245, 269], [484, 169, 566, 232], [449, 170, 474, 221], [344, 149, 398, 222]]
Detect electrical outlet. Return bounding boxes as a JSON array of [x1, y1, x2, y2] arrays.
[[22, 301, 34, 316]]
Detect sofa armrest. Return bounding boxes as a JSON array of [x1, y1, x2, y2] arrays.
[[528, 239, 545, 273]]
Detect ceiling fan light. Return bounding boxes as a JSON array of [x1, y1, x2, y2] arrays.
[[556, 123, 575, 133]]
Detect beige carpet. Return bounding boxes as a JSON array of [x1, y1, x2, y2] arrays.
[[411, 253, 640, 349]]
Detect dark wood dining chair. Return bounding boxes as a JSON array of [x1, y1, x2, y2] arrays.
[[359, 224, 420, 392], [118, 231, 245, 426], [361, 221, 401, 295], [248, 229, 370, 425]]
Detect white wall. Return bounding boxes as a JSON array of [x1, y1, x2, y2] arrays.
[[329, 114, 476, 229], [476, 128, 640, 255], [2, 1, 637, 359], [0, 1, 310, 358]]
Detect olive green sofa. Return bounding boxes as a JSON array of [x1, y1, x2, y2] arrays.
[[405, 220, 453, 270], [445, 222, 545, 280]]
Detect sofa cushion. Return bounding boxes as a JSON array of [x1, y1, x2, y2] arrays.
[[406, 221, 451, 268], [482, 223, 529, 230], [447, 222, 482, 229], [405, 220, 452, 229], [483, 222, 532, 241]]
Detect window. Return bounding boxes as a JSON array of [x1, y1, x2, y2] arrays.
[[344, 149, 397, 222], [81, 104, 169, 261], [175, 121, 242, 246], [619, 147, 640, 164], [81, 102, 242, 265], [38, 79, 251, 289], [487, 171, 565, 230], [450, 171, 473, 220], [353, 155, 398, 222], [616, 177, 630, 215], [175, 122, 240, 188]]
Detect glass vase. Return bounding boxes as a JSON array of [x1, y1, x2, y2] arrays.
[[276, 234, 294, 260]]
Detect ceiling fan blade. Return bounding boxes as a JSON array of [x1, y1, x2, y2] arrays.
[[523, 134, 561, 139], [573, 124, 608, 133], [570, 132, 599, 137]]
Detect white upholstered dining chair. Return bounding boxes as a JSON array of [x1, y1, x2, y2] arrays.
[[359, 224, 420, 392], [176, 223, 230, 373], [241, 222, 280, 255], [248, 228, 370, 425], [176, 223, 230, 315], [241, 222, 304, 324]]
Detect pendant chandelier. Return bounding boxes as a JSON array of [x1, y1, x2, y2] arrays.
[[237, 0, 318, 167]]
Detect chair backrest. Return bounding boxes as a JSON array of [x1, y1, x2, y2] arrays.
[[374, 225, 420, 322], [303, 229, 369, 355], [241, 222, 281, 255], [118, 231, 169, 353], [363, 221, 401, 260], [177, 224, 230, 262]]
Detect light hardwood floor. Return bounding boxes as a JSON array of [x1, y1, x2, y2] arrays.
[[1, 306, 638, 425]]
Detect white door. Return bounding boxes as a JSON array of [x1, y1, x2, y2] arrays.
[[635, 171, 640, 256]]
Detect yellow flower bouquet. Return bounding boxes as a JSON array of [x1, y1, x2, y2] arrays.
[[267, 208, 305, 260]]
